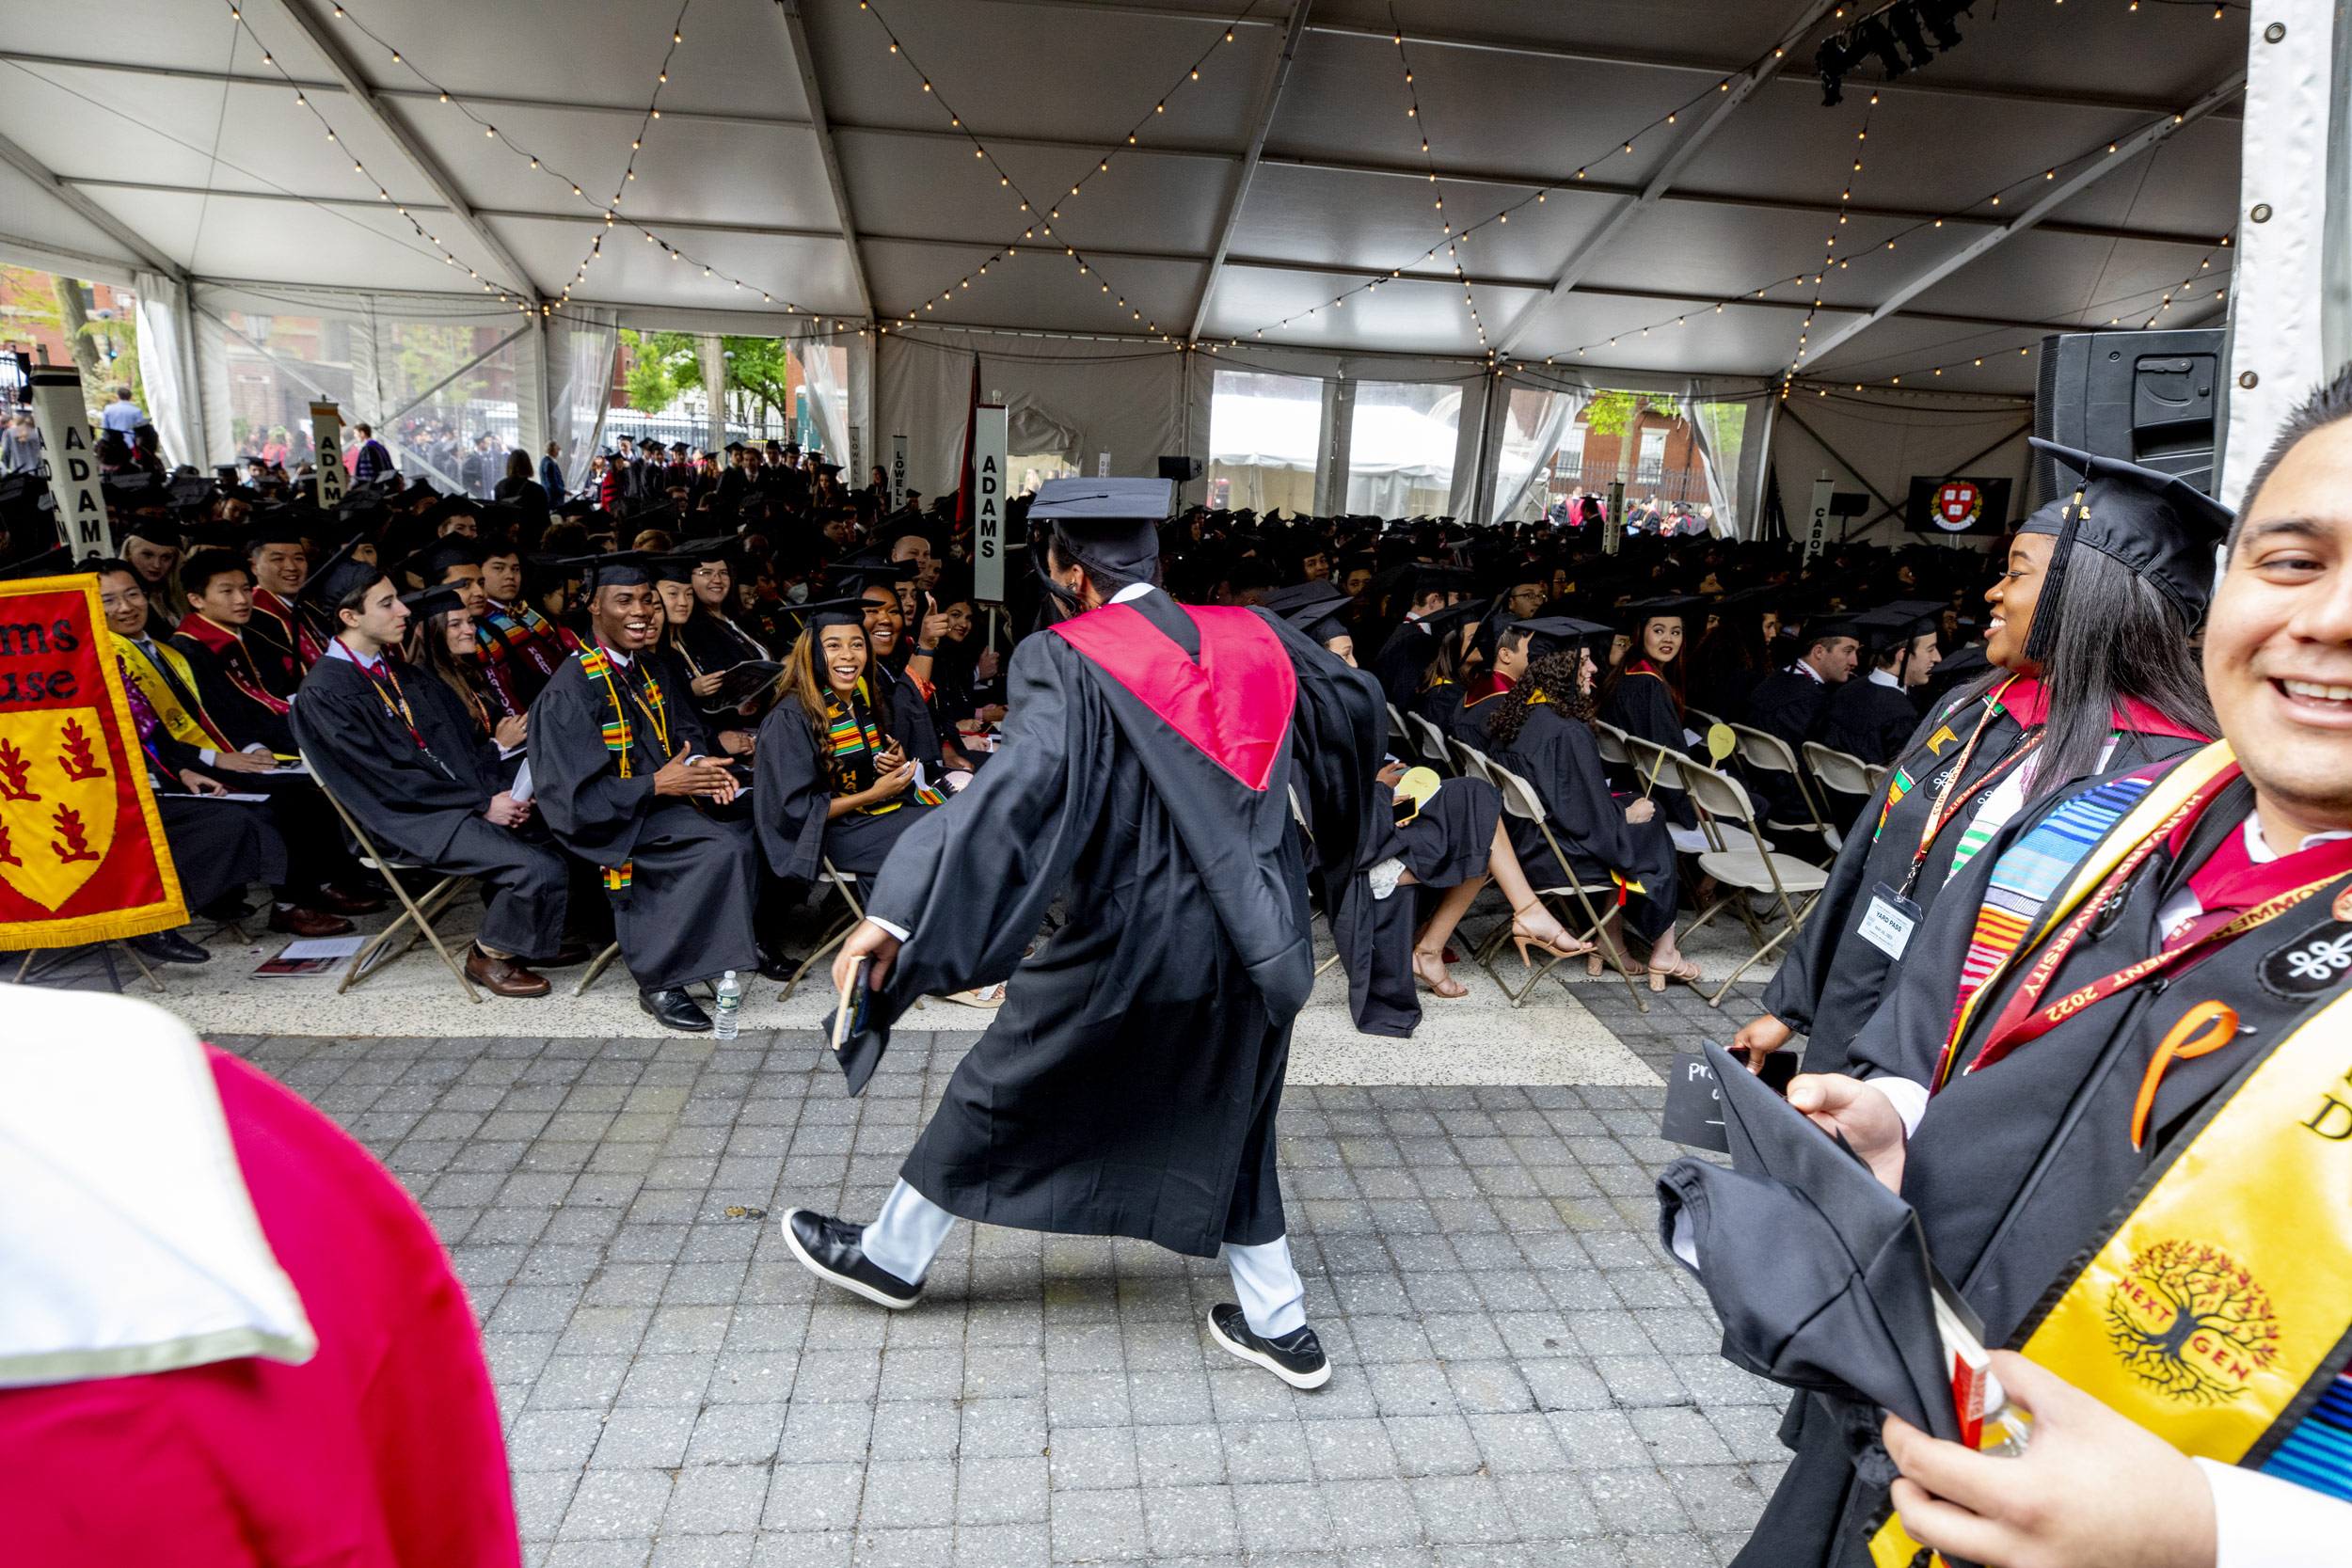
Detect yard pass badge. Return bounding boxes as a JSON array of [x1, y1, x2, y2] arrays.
[[1935, 480, 1984, 532]]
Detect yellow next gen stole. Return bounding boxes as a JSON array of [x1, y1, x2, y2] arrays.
[[1872, 743, 2352, 1565]]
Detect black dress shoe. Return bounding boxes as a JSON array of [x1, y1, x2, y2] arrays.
[[1208, 1302, 1331, 1389], [194, 892, 255, 923], [781, 1209, 922, 1309], [755, 941, 795, 982], [128, 928, 211, 965], [639, 987, 712, 1031]]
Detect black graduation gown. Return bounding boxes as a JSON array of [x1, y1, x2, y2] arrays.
[[1757, 685, 2202, 1079], [1740, 766, 2351, 1568], [1496, 705, 1678, 943], [675, 613, 775, 718], [294, 655, 569, 958], [750, 692, 939, 884], [1329, 773, 1504, 1038], [852, 590, 1383, 1258], [868, 657, 943, 771], [527, 650, 758, 991], [1741, 667, 1830, 753], [1599, 665, 1696, 829], [1816, 675, 1918, 766], [1370, 618, 1439, 709], [171, 627, 297, 754]]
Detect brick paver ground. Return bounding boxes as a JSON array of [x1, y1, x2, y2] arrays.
[[212, 981, 1786, 1567]]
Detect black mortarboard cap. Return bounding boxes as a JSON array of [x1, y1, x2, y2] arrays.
[[1510, 614, 1613, 661], [2022, 436, 2233, 658], [119, 515, 183, 548], [648, 552, 696, 585], [1617, 594, 1702, 635], [670, 535, 744, 566], [1030, 477, 1171, 584], [1851, 599, 1944, 654], [782, 594, 873, 634], [561, 551, 656, 593], [400, 584, 469, 623], [1262, 579, 1349, 618], [830, 550, 915, 597], [403, 537, 481, 586], [1655, 1042, 1963, 1443], [300, 540, 383, 611]]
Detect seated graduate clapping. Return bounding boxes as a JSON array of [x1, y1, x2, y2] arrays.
[[526, 552, 761, 1032], [293, 572, 586, 997], [752, 599, 945, 890], [1482, 618, 1702, 992]]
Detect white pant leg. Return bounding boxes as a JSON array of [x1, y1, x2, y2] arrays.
[[860, 1179, 958, 1284], [1226, 1235, 1307, 1338]]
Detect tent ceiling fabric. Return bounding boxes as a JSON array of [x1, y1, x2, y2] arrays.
[[0, 0, 2243, 392]]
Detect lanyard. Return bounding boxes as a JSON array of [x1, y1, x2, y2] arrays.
[[358, 658, 426, 752], [1899, 731, 2042, 898], [1948, 768, 2352, 1085], [594, 655, 672, 762]]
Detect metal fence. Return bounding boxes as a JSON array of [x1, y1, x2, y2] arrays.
[[1543, 455, 1710, 510]]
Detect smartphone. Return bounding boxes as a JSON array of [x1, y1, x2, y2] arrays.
[[831, 956, 872, 1052]]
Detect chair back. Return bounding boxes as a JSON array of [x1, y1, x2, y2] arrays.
[[1803, 741, 1877, 800], [1730, 722, 1801, 777], [1406, 711, 1451, 769], [1684, 705, 1721, 732], [1624, 735, 1692, 796], [1592, 721, 1633, 767], [1677, 758, 1765, 832], [1386, 703, 1412, 751], [1484, 756, 1549, 824], [1864, 762, 1891, 793], [1446, 736, 1496, 784]]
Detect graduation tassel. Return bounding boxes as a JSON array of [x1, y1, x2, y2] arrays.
[[2023, 486, 2087, 668]]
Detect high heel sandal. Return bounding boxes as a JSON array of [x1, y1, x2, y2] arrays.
[[1511, 904, 1595, 968], [1642, 950, 1703, 992], [1412, 948, 1470, 999]]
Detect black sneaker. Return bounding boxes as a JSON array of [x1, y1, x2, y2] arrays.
[[781, 1208, 923, 1310], [1207, 1301, 1330, 1389]]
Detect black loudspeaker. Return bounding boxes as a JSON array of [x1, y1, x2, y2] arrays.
[[1156, 455, 1202, 483], [2033, 329, 2222, 504]]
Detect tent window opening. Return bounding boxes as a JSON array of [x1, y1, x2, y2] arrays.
[[1346, 381, 1458, 518], [1208, 368, 1319, 515]]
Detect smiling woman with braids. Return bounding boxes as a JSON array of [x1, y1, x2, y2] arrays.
[[1484, 618, 1698, 991]]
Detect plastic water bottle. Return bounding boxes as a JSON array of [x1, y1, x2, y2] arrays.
[[713, 971, 740, 1038]]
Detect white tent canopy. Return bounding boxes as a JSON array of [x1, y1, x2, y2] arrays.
[[0, 0, 2263, 520]]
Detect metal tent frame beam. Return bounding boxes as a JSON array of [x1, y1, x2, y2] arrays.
[[774, 0, 874, 323], [1496, 0, 1844, 357], [262, 0, 538, 298], [1797, 72, 2246, 372], [1187, 0, 1313, 341], [0, 130, 183, 278]]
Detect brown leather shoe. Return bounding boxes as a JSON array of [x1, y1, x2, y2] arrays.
[[268, 905, 355, 938], [312, 882, 388, 915], [466, 944, 551, 997]]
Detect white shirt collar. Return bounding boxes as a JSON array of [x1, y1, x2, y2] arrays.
[[1791, 659, 1825, 685], [596, 641, 635, 668], [2244, 812, 2352, 863], [1867, 668, 1901, 690], [326, 637, 387, 674], [1109, 581, 1157, 606]]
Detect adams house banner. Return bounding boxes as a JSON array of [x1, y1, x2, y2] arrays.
[[0, 574, 184, 948]]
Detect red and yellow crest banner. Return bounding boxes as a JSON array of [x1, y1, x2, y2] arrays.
[[0, 575, 184, 948]]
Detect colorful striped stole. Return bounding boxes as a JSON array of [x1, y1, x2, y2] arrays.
[[1947, 772, 2156, 1037], [577, 646, 673, 891], [825, 685, 946, 812], [2264, 1365, 2352, 1501]]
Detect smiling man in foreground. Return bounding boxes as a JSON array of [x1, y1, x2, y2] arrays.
[[1738, 379, 2352, 1567]]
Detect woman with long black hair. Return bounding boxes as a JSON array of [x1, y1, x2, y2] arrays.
[[405, 592, 529, 783], [1597, 595, 1699, 829], [751, 605, 946, 893], [1733, 485, 2217, 1080], [1485, 618, 1699, 990]]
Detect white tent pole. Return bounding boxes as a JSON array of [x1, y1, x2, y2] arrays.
[[2221, 0, 2333, 503], [1798, 73, 2246, 373], [263, 0, 539, 300], [1494, 0, 1844, 357]]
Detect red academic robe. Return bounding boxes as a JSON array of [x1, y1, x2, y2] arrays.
[[0, 1047, 519, 1567]]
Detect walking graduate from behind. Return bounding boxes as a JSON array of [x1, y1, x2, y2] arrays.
[[781, 478, 1385, 1388]]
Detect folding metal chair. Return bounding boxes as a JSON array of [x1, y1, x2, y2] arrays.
[[1481, 756, 1650, 1012], [1620, 735, 1772, 859], [1406, 712, 1454, 774], [1803, 740, 1879, 819], [1591, 720, 1634, 769], [1443, 736, 1497, 785], [780, 858, 866, 1001], [1385, 702, 1414, 757], [1674, 761, 1832, 1006], [1729, 723, 1844, 852], [299, 749, 482, 1003], [1684, 705, 1722, 732]]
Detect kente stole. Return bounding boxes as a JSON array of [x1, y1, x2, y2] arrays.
[[826, 684, 944, 813], [578, 645, 671, 891]]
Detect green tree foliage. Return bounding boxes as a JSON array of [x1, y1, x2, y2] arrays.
[[619, 329, 798, 428]]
